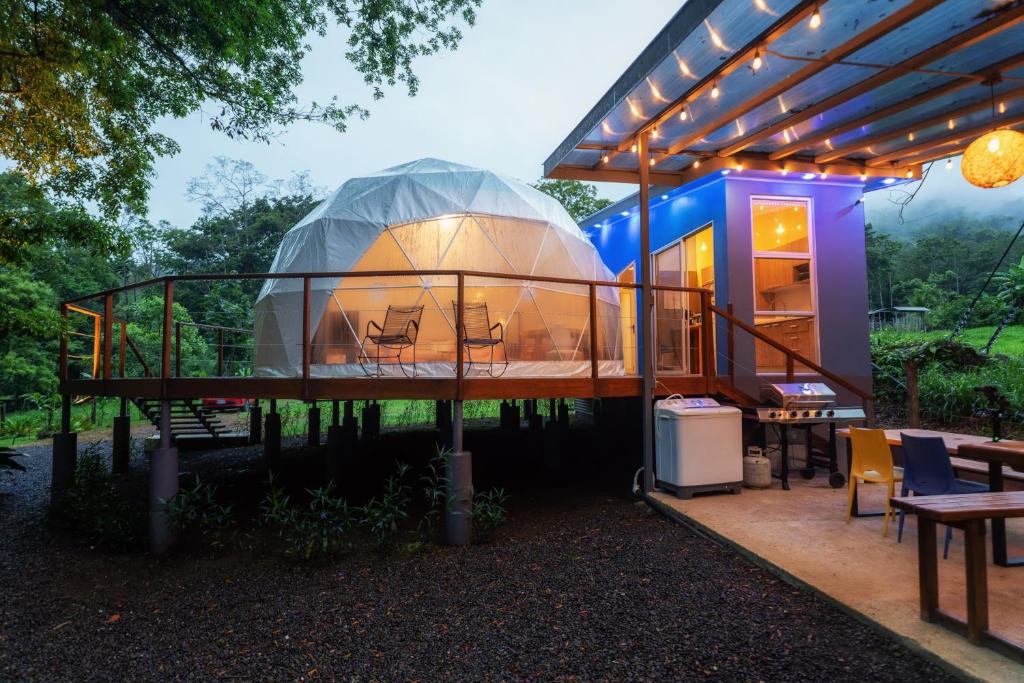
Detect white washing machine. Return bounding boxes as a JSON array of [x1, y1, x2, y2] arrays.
[[654, 397, 743, 499]]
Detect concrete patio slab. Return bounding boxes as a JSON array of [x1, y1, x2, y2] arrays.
[[649, 476, 1024, 682]]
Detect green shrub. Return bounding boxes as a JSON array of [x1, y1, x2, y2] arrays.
[[166, 477, 235, 549], [418, 446, 451, 542], [473, 487, 510, 543], [1, 413, 38, 443], [359, 462, 411, 552], [261, 477, 354, 561], [55, 444, 141, 551]]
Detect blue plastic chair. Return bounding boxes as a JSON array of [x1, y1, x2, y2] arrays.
[[897, 434, 989, 559]]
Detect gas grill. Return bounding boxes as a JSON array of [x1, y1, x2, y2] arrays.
[[744, 382, 867, 491]]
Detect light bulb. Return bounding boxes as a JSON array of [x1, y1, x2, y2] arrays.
[[650, 157, 656, 166], [651, 127, 659, 139], [602, 154, 609, 164], [905, 169, 913, 178], [711, 83, 720, 99], [948, 119, 955, 130], [945, 158, 953, 170], [693, 159, 701, 168], [680, 109, 688, 122], [780, 166, 789, 175], [819, 172, 828, 179], [859, 173, 867, 182], [809, 8, 821, 29], [988, 136, 1001, 153], [631, 143, 637, 153], [999, 101, 1006, 114], [752, 53, 762, 71], [908, 132, 915, 142]]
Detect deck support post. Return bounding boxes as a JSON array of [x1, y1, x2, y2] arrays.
[[249, 399, 262, 444], [437, 400, 452, 449], [150, 400, 179, 554], [638, 132, 655, 493], [307, 402, 321, 448], [446, 400, 472, 545], [326, 400, 346, 484], [558, 399, 569, 430], [343, 400, 358, 439], [51, 393, 76, 508], [361, 400, 380, 441], [264, 399, 281, 469], [112, 397, 130, 474]]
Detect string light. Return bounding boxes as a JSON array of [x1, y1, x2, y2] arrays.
[[999, 101, 1007, 114], [752, 51, 763, 72], [809, 6, 822, 29], [693, 159, 701, 168], [859, 173, 867, 182], [908, 132, 915, 142], [819, 172, 828, 179], [651, 127, 660, 139], [945, 158, 953, 170], [780, 166, 789, 175], [948, 119, 956, 130], [602, 154, 609, 164], [735, 163, 744, 172], [650, 157, 656, 166], [680, 109, 688, 122], [631, 143, 637, 153], [711, 82, 720, 99], [755, 0, 767, 10]]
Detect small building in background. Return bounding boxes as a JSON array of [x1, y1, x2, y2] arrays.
[[869, 306, 931, 333]]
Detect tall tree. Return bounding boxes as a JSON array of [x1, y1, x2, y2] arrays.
[[531, 179, 613, 223], [0, 0, 481, 227]]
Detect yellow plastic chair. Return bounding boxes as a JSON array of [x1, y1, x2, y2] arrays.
[[847, 427, 904, 537]]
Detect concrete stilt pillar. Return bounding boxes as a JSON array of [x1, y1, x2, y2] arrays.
[[264, 399, 281, 468], [446, 400, 472, 545], [249, 399, 263, 444], [51, 394, 76, 508], [558, 399, 570, 430], [150, 400, 179, 554], [307, 403, 321, 448], [437, 400, 452, 448], [511, 400, 521, 431]]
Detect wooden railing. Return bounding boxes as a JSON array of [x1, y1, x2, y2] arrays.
[[59, 270, 871, 409]]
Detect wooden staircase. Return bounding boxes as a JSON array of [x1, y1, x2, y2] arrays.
[[133, 398, 229, 444]]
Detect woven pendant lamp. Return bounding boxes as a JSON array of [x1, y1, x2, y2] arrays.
[[961, 83, 1024, 189]]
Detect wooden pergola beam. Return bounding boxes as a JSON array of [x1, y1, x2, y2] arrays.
[[718, 6, 1024, 157], [666, 0, 944, 157], [866, 113, 1024, 167], [768, 52, 1024, 161], [815, 84, 1024, 164], [614, 0, 821, 153], [894, 122, 1024, 166]]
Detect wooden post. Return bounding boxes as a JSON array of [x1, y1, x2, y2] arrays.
[[589, 282, 599, 385], [786, 354, 795, 383], [906, 359, 920, 428], [638, 132, 655, 494], [119, 321, 127, 377], [964, 519, 989, 644], [217, 328, 225, 376], [59, 303, 68, 383], [456, 272, 465, 399], [917, 517, 939, 621], [103, 293, 113, 380], [726, 303, 735, 384], [161, 279, 173, 380], [302, 277, 311, 391], [174, 321, 182, 378], [700, 290, 713, 395], [92, 313, 101, 378]]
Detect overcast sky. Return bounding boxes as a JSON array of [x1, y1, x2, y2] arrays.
[[142, 0, 1022, 230]]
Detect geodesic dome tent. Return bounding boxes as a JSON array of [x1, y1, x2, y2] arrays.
[[253, 159, 623, 378]]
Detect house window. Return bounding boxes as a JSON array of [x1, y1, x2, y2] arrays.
[[751, 198, 817, 372]]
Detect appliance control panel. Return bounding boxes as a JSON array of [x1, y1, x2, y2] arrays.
[[660, 397, 722, 409]]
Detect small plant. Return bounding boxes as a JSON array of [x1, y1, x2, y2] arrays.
[[166, 477, 235, 549], [261, 476, 354, 561], [359, 462, 411, 552], [472, 487, 510, 543], [418, 445, 452, 542], [2, 414, 39, 444], [55, 443, 140, 551], [69, 414, 94, 433]]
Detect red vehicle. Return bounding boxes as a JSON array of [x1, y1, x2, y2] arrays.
[[202, 398, 249, 412]]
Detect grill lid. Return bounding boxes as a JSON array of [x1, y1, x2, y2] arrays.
[[764, 382, 836, 409]]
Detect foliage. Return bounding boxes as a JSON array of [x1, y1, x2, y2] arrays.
[[0, 446, 27, 472], [472, 487, 509, 543], [1, 413, 40, 444], [418, 445, 452, 541], [359, 462, 412, 552], [122, 296, 211, 376], [54, 444, 141, 551], [261, 477, 355, 561], [0, 0, 480, 220], [166, 477, 235, 549], [531, 179, 613, 222]]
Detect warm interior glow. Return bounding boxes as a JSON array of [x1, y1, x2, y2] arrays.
[[961, 129, 1024, 188]]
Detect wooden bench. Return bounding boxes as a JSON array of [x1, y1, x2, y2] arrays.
[[891, 492, 1024, 663]]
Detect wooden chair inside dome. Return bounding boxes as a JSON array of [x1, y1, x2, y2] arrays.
[[453, 301, 508, 377]]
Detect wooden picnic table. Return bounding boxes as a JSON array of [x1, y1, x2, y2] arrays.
[[837, 428, 1024, 566], [891, 492, 1024, 662]]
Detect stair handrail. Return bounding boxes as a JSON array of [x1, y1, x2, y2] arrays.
[[707, 303, 872, 402]]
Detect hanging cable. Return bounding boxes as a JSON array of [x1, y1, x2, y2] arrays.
[[949, 216, 1024, 340]]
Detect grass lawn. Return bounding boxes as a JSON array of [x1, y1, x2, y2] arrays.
[[874, 324, 1024, 356]]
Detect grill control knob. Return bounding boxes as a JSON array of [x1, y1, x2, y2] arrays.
[[768, 411, 777, 419], [789, 410, 797, 418], [814, 410, 823, 417], [827, 409, 835, 417], [802, 410, 810, 418]]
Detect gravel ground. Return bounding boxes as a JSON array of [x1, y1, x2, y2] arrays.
[[0, 434, 960, 682]]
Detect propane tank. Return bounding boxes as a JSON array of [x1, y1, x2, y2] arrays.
[[743, 446, 772, 489]]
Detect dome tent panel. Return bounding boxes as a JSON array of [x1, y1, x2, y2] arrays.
[[253, 158, 623, 378]]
